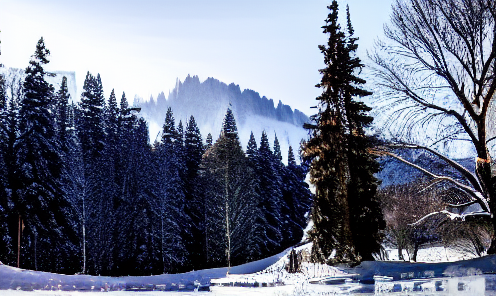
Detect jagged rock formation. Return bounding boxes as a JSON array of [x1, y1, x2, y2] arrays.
[[135, 75, 309, 162]]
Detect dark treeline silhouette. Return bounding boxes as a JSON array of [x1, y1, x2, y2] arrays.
[[0, 38, 312, 276]]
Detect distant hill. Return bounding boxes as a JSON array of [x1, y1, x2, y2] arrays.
[[135, 75, 310, 163]]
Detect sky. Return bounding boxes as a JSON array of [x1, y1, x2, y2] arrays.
[[0, 0, 393, 115]]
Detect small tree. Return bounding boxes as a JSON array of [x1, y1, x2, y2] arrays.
[[379, 179, 445, 261]]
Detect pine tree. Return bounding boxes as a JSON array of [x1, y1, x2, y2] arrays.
[[273, 134, 282, 163], [1, 76, 22, 267], [246, 132, 258, 163], [55, 76, 70, 152], [302, 2, 384, 264], [221, 107, 238, 138], [63, 103, 86, 273], [288, 145, 296, 167], [184, 115, 205, 268], [78, 72, 105, 159], [17, 37, 78, 272], [77, 71, 108, 274], [156, 107, 188, 273], [0, 66, 14, 265], [205, 133, 213, 150], [201, 108, 262, 267], [256, 131, 283, 253], [280, 146, 312, 249], [244, 132, 271, 261]]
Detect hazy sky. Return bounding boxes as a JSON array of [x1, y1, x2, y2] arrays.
[[0, 0, 393, 115]]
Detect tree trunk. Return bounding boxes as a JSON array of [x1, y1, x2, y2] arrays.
[[412, 241, 419, 262], [17, 214, 21, 268], [476, 158, 496, 254], [398, 246, 404, 261]]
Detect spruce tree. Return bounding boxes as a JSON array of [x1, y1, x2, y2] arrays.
[[157, 107, 188, 273], [78, 72, 105, 159], [55, 76, 70, 152], [77, 72, 107, 274], [246, 132, 258, 162], [256, 131, 283, 254], [302, 2, 384, 264], [201, 108, 261, 267], [184, 115, 205, 269], [0, 65, 13, 265], [17, 37, 78, 272], [288, 145, 296, 167], [205, 133, 213, 150], [280, 146, 312, 249], [273, 134, 282, 163], [1, 77, 22, 267]]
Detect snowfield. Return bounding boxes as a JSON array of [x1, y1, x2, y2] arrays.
[[1, 243, 496, 295]]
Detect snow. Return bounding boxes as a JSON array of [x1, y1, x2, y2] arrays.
[[0, 248, 291, 293], [383, 246, 479, 263], [4, 242, 496, 295]]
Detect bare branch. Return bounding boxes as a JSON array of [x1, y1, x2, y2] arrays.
[[370, 147, 489, 212], [371, 54, 480, 146], [386, 143, 483, 194]]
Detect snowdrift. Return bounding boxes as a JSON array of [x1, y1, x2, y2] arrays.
[[0, 248, 291, 291]]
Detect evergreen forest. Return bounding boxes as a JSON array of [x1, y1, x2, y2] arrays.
[[0, 38, 312, 276]]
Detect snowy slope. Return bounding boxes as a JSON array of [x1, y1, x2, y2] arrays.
[[0, 248, 291, 292]]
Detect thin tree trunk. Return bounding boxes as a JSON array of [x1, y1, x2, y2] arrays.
[[17, 214, 21, 268], [412, 241, 419, 262], [225, 164, 231, 272], [82, 193, 86, 274]]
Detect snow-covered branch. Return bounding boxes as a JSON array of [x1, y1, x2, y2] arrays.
[[386, 143, 483, 194], [370, 147, 489, 213]]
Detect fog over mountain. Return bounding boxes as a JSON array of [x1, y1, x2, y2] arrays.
[[135, 75, 310, 163], [0, 67, 77, 102]]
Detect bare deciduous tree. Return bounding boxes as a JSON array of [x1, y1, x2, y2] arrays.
[[379, 178, 444, 261], [371, 0, 496, 253]]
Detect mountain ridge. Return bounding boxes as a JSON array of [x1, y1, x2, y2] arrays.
[[135, 75, 310, 163]]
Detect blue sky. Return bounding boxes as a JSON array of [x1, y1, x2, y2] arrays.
[[0, 0, 393, 115]]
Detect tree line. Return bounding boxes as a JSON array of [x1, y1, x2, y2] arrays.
[[0, 38, 312, 276]]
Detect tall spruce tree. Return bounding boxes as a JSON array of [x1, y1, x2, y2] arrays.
[[77, 72, 107, 274], [157, 107, 188, 273], [201, 108, 261, 267], [17, 37, 78, 272], [256, 131, 283, 253], [1, 75, 23, 266], [302, 2, 384, 264], [78, 72, 105, 159], [281, 146, 312, 249], [184, 115, 205, 269], [0, 63, 13, 265], [55, 76, 70, 152]]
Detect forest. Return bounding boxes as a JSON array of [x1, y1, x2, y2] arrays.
[[0, 38, 312, 276]]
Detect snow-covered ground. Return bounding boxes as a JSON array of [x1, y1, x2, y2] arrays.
[[1, 244, 494, 295], [383, 246, 478, 263]]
